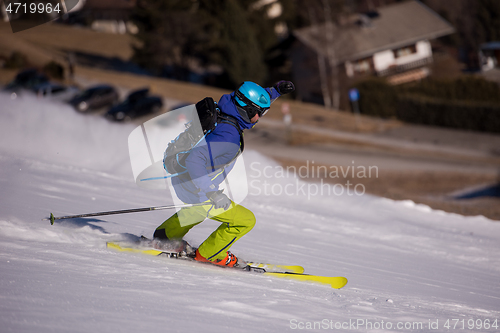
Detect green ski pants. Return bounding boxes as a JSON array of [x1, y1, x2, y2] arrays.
[[155, 201, 256, 261]]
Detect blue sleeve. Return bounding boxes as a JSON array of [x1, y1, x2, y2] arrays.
[[266, 87, 281, 103]]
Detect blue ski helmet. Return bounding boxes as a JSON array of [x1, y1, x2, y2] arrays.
[[233, 81, 271, 121]]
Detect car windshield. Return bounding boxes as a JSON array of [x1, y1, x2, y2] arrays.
[[75, 89, 96, 99]]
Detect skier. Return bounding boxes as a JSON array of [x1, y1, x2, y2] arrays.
[[153, 80, 295, 267]]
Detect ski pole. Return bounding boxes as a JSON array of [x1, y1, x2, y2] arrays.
[[43, 203, 206, 225]]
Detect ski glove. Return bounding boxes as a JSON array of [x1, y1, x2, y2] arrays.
[[206, 190, 232, 210], [274, 81, 295, 95]]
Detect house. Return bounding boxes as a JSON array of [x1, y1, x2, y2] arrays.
[[290, 0, 455, 105], [480, 42, 500, 71], [479, 42, 500, 86], [67, 0, 138, 34]]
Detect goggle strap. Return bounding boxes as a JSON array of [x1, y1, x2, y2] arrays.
[[235, 89, 268, 116]]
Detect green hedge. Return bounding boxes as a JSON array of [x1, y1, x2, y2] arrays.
[[397, 95, 500, 133], [403, 76, 500, 103], [354, 78, 398, 118], [352, 76, 500, 133]]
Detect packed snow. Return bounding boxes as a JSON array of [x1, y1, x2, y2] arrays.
[[1, 93, 499, 333]]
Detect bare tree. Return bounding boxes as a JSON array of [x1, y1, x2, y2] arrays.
[[308, 7, 332, 107], [322, 0, 341, 110]]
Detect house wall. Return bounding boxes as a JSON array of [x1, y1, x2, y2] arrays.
[[397, 40, 432, 65], [373, 50, 394, 72], [372, 40, 432, 72], [290, 39, 353, 108], [290, 41, 326, 105]]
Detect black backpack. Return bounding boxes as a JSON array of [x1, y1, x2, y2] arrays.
[[163, 97, 244, 175]]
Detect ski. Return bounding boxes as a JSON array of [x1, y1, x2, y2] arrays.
[[244, 262, 304, 274], [106, 241, 348, 289], [106, 241, 303, 274], [264, 272, 348, 289]]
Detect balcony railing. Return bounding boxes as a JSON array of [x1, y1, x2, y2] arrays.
[[377, 57, 433, 77]]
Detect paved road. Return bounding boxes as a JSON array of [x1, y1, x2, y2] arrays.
[[245, 118, 500, 176]]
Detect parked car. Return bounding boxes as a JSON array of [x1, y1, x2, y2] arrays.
[[31, 82, 80, 102], [68, 85, 119, 112], [105, 88, 163, 121], [3, 68, 49, 99]]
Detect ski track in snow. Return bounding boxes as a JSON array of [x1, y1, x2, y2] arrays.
[[1, 93, 500, 332]]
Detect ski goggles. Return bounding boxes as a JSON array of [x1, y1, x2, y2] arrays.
[[234, 89, 270, 117]]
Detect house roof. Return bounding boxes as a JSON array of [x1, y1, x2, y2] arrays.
[[293, 0, 455, 63]]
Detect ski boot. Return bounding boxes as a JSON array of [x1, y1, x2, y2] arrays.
[[194, 249, 240, 268]]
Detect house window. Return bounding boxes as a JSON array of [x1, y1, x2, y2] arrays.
[[393, 45, 417, 58], [353, 57, 373, 74]]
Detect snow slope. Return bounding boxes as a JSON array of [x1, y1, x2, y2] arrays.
[[1, 93, 499, 333]]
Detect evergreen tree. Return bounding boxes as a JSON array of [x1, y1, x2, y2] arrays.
[[474, 0, 500, 45], [421, 0, 500, 49], [131, 1, 198, 76], [219, 0, 267, 85], [131, 0, 271, 87]]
